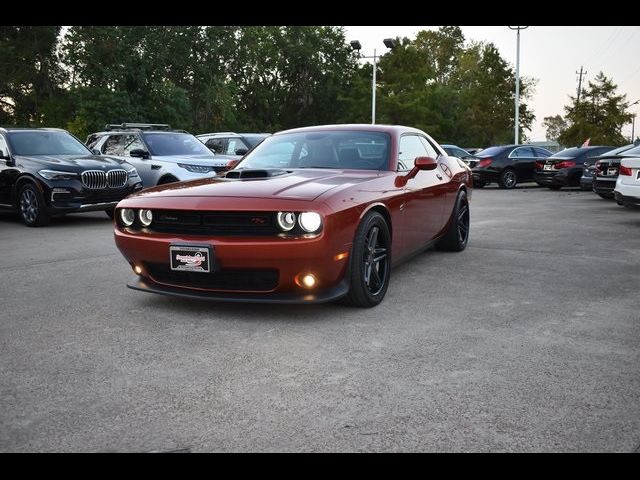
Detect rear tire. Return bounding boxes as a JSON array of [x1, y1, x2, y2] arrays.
[[157, 175, 178, 185], [436, 190, 470, 252], [18, 183, 50, 227], [343, 211, 391, 308], [548, 185, 562, 190], [498, 169, 518, 189]]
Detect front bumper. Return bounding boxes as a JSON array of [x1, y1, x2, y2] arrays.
[[580, 175, 593, 190], [127, 275, 350, 304], [46, 180, 143, 214], [114, 226, 353, 303]]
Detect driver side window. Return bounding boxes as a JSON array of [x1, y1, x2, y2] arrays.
[[123, 135, 145, 156], [398, 135, 429, 171], [0, 135, 8, 158]]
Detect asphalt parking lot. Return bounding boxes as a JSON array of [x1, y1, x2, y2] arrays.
[[1, 184, 639, 452]]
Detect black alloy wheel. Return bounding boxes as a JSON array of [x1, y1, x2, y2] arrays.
[[436, 190, 470, 252], [343, 211, 391, 308]]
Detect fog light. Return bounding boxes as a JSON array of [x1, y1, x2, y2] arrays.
[[296, 273, 317, 289], [133, 265, 142, 275]]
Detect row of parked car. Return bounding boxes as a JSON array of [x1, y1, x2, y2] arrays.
[[0, 123, 270, 226], [442, 142, 640, 208]]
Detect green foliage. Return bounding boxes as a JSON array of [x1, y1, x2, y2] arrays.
[[558, 72, 633, 146], [2, 25, 534, 149], [542, 115, 568, 142]]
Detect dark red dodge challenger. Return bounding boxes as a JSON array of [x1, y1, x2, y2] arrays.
[[114, 124, 472, 307]]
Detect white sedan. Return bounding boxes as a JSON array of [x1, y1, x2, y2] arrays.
[[614, 157, 640, 208]]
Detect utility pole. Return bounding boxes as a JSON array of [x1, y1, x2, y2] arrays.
[[576, 66, 587, 104], [509, 26, 528, 145]]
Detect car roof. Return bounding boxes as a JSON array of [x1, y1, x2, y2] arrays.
[[0, 127, 68, 133], [273, 124, 424, 136]]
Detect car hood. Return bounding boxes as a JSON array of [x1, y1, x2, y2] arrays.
[[14, 154, 132, 170], [131, 168, 382, 201]]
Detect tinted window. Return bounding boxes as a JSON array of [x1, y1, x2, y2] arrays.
[[236, 131, 390, 171], [205, 138, 225, 154], [398, 135, 429, 171], [143, 133, 213, 156], [533, 147, 552, 157], [476, 146, 508, 157], [510, 147, 534, 158], [123, 135, 145, 155], [226, 138, 247, 155], [7, 131, 91, 156]]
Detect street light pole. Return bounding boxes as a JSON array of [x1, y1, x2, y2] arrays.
[[509, 26, 529, 145], [372, 48, 377, 125], [350, 39, 397, 125], [629, 99, 639, 142]]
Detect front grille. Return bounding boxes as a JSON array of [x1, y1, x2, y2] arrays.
[[145, 263, 279, 292], [81, 169, 128, 189], [149, 210, 278, 236]]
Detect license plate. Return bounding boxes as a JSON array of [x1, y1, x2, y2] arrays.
[[170, 245, 213, 273], [544, 164, 553, 170], [608, 168, 617, 176]]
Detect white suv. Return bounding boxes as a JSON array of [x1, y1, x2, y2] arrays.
[[614, 157, 640, 208], [87, 124, 234, 187]]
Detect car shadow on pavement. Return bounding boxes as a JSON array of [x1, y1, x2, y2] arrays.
[[0, 211, 113, 227]]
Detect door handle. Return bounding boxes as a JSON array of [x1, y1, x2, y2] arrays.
[[436, 173, 443, 180]]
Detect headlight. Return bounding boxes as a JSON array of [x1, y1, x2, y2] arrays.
[[299, 212, 322, 233], [139, 209, 153, 227], [126, 167, 139, 178], [120, 208, 135, 226], [38, 169, 78, 181], [178, 164, 215, 174], [276, 212, 296, 231]]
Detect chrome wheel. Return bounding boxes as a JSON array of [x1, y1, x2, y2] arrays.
[[20, 188, 39, 224], [363, 225, 389, 296]]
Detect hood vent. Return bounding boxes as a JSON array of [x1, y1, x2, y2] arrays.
[[225, 169, 289, 179]]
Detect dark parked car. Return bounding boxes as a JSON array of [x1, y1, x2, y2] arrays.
[[0, 127, 143, 226], [580, 143, 638, 191], [592, 142, 640, 199], [471, 145, 552, 189], [441, 144, 480, 168], [534, 146, 615, 190]]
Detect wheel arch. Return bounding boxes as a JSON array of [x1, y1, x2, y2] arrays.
[[360, 202, 393, 243], [13, 174, 46, 206]]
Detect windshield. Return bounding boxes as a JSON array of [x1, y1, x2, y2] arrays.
[[235, 131, 391, 171], [600, 144, 636, 156], [476, 146, 508, 157], [243, 134, 271, 148], [143, 133, 213, 156], [7, 131, 91, 156]]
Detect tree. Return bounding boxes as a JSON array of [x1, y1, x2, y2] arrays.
[[558, 72, 633, 146], [542, 115, 568, 142]]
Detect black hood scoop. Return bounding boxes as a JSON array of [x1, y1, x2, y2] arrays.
[[225, 169, 290, 179]]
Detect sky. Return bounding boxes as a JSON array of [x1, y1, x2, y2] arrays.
[[344, 26, 640, 142]]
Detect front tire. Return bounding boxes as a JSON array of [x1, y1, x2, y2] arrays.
[[548, 185, 562, 191], [597, 192, 614, 200], [498, 168, 518, 189], [18, 183, 50, 227], [436, 190, 470, 252], [343, 211, 391, 308]]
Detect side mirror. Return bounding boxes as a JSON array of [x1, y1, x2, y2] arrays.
[[414, 156, 438, 171], [129, 148, 150, 159], [91, 148, 101, 156], [235, 148, 248, 156], [395, 156, 438, 187]]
